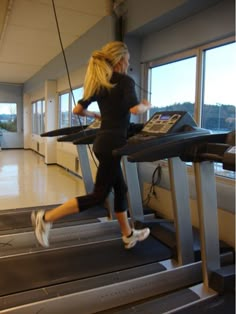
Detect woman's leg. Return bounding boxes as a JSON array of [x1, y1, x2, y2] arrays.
[[111, 159, 132, 237], [31, 154, 112, 247], [115, 211, 132, 237], [111, 157, 150, 249], [32, 153, 150, 248], [31, 198, 80, 247], [44, 198, 78, 222]]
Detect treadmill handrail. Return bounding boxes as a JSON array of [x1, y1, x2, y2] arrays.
[[127, 132, 228, 163], [71, 123, 145, 145], [113, 129, 210, 158], [73, 134, 97, 145], [40, 125, 87, 137]]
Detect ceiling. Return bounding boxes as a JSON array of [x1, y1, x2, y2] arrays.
[[0, 0, 226, 85], [0, 0, 111, 84]]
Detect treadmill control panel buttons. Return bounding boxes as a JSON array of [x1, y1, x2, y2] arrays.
[[142, 113, 182, 134]]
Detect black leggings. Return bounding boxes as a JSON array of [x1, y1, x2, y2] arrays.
[[75, 152, 128, 213]]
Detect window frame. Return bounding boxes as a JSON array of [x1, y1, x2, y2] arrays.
[[32, 99, 45, 135], [0, 102, 18, 133], [58, 86, 99, 128], [145, 36, 235, 180], [148, 52, 197, 120]]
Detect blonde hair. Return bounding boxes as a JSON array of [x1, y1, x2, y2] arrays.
[[83, 41, 129, 100]]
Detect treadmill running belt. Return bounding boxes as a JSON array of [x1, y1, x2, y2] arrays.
[[0, 206, 108, 231], [0, 236, 171, 296], [99, 288, 200, 313]]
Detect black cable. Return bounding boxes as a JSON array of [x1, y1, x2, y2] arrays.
[[143, 164, 162, 206], [51, 0, 98, 168], [51, 0, 152, 170], [134, 82, 152, 96], [51, 0, 77, 109]]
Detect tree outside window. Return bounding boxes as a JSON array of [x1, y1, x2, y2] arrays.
[[0, 103, 17, 132]]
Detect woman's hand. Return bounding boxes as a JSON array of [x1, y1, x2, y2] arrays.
[[73, 104, 101, 120], [73, 103, 84, 115], [141, 99, 151, 110], [94, 112, 101, 120], [130, 99, 152, 115]]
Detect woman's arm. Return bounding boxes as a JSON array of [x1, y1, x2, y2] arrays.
[[130, 99, 151, 115], [73, 103, 101, 119]]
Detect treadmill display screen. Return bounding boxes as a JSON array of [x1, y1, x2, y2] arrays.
[[160, 115, 171, 121]]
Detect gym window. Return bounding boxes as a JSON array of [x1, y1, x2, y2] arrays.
[[149, 54, 196, 118], [59, 92, 70, 128], [147, 38, 235, 179], [0, 102, 17, 132], [32, 99, 45, 135], [59, 87, 100, 128], [202, 42, 236, 133]]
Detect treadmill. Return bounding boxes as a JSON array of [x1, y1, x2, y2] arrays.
[[0, 111, 218, 313], [113, 111, 212, 264], [105, 130, 235, 313]]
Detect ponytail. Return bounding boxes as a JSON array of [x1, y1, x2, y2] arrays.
[[83, 41, 128, 100]]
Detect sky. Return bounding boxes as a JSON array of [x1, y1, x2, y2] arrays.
[[0, 103, 17, 115], [150, 42, 236, 107]]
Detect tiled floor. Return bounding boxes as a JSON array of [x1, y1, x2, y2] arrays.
[[0, 149, 86, 211]]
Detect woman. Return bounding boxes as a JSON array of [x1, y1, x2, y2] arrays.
[[32, 41, 151, 249]]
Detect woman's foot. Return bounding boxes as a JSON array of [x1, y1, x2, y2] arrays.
[[31, 210, 52, 247], [122, 228, 150, 249]]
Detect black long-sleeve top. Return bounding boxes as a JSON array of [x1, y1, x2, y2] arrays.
[[78, 72, 139, 154]]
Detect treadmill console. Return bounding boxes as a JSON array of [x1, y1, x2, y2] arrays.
[[129, 111, 197, 142], [143, 112, 183, 134]]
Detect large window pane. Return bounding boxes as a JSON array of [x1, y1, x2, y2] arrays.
[[72, 87, 83, 103], [42, 100, 45, 133], [0, 103, 17, 132], [72, 87, 100, 125], [60, 93, 70, 128], [32, 100, 44, 135], [37, 100, 42, 135], [150, 57, 196, 118], [72, 87, 84, 126], [32, 102, 37, 134], [202, 42, 236, 133], [148, 40, 235, 179]]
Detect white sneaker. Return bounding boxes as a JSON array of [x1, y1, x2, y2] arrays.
[[31, 210, 52, 248], [122, 228, 150, 249]]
